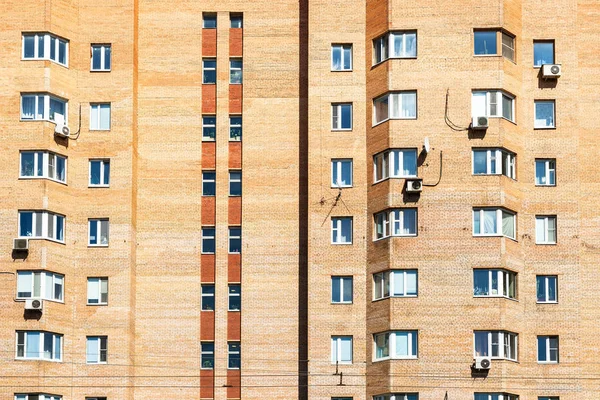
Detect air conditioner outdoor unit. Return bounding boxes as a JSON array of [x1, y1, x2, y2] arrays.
[[13, 238, 29, 251], [406, 179, 423, 193], [474, 356, 491, 370], [25, 299, 43, 311], [472, 116, 489, 130], [53, 114, 70, 138], [542, 64, 561, 78]]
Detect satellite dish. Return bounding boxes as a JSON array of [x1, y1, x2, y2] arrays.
[[423, 137, 431, 153]]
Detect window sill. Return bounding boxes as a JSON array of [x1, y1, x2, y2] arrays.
[[87, 303, 109, 306], [373, 234, 418, 242], [229, 82, 243, 85], [473, 54, 502, 58], [537, 301, 558, 304], [201, 309, 215, 312], [373, 176, 418, 185], [331, 301, 353, 305], [89, 128, 111, 132], [538, 361, 559, 365], [534, 127, 556, 130], [89, 185, 110, 188], [19, 177, 68, 186], [331, 69, 353, 72], [90, 69, 112, 73], [535, 184, 556, 187], [331, 185, 353, 189], [15, 358, 62, 363], [202, 82, 217, 85], [331, 242, 353, 245], [473, 295, 518, 302], [229, 139, 242, 142], [228, 309, 241, 312], [332, 129, 353, 132], [86, 362, 108, 365], [229, 194, 242, 197], [373, 356, 418, 363], [372, 295, 417, 302], [201, 252, 215, 255], [17, 298, 64, 304], [202, 139, 216, 142], [20, 237, 66, 245], [535, 242, 557, 245], [88, 244, 109, 248]]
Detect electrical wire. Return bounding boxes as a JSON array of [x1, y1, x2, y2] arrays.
[[444, 89, 470, 131]]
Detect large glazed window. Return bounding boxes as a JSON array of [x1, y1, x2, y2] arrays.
[[373, 31, 417, 64], [22, 33, 68, 66], [473, 331, 518, 361], [373, 92, 417, 124]]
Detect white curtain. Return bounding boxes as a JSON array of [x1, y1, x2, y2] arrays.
[[483, 210, 497, 234], [502, 211, 514, 238]]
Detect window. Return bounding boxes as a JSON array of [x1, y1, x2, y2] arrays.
[[534, 41, 554, 67], [535, 159, 556, 186], [89, 103, 111, 130], [15, 394, 62, 400], [229, 171, 242, 196], [203, 13, 217, 28], [373, 91, 417, 124], [538, 397, 559, 400], [331, 159, 353, 188], [228, 284, 241, 311], [229, 227, 242, 253], [538, 336, 559, 363], [331, 336, 352, 364], [230, 13, 243, 28], [534, 100, 555, 128], [331, 217, 352, 244], [228, 341, 241, 369], [201, 284, 215, 311], [91, 44, 111, 71], [473, 331, 518, 361], [331, 276, 353, 304], [474, 394, 518, 400], [472, 208, 516, 239], [332, 398, 353, 400], [373, 149, 418, 182], [471, 91, 515, 122], [87, 277, 108, 305], [230, 58, 243, 84], [537, 276, 557, 303], [20, 151, 66, 183], [474, 30, 498, 55], [536, 215, 557, 244], [19, 211, 65, 242], [201, 227, 215, 254], [374, 209, 417, 239], [16, 271, 64, 302], [472, 148, 516, 179], [374, 395, 418, 400], [230, 116, 242, 141], [201, 342, 214, 369], [332, 103, 352, 130], [86, 336, 107, 364], [202, 59, 216, 84], [373, 270, 417, 300], [202, 115, 216, 141], [89, 219, 109, 246], [202, 171, 216, 196], [331, 44, 352, 71], [374, 331, 418, 361], [22, 33, 68, 66], [473, 269, 516, 299], [89, 159, 110, 187], [373, 31, 417, 64], [85, 398, 107, 400], [501, 32, 515, 61], [21, 93, 67, 122], [16, 331, 62, 361]]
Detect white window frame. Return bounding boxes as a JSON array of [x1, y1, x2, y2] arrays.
[[537, 336, 559, 363], [373, 30, 417, 64], [20, 151, 67, 183], [535, 159, 556, 186], [538, 397, 559, 400], [373, 270, 418, 300], [374, 209, 418, 240], [201, 284, 215, 311], [474, 394, 519, 400], [373, 91, 417, 125], [89, 159, 110, 187], [88, 219, 109, 247], [536, 275, 558, 304], [471, 90, 515, 122], [228, 341, 241, 369], [16, 331, 62, 361], [374, 395, 418, 400], [87, 277, 108, 305], [331, 217, 352, 244], [331, 336, 353, 364], [18, 210, 65, 243], [501, 32, 515, 61], [473, 331, 518, 361], [331, 44, 353, 71], [230, 58, 243, 84], [473, 269, 517, 299], [472, 208, 516, 239], [331, 159, 353, 188], [15, 394, 62, 400], [534, 100, 556, 129], [201, 342, 215, 369], [229, 170, 242, 196], [331, 276, 353, 304], [228, 284, 241, 311], [373, 149, 418, 183], [535, 215, 557, 244], [202, 58, 216, 84], [472, 148, 516, 179], [16, 270, 64, 302], [20, 93, 68, 122], [89, 103, 111, 131], [22, 32, 69, 66], [201, 227, 215, 254], [229, 115, 242, 141], [332, 103, 353, 131], [373, 331, 418, 361], [90, 44, 111, 71], [202, 115, 216, 141], [228, 226, 242, 254], [202, 171, 216, 196], [86, 336, 108, 364]]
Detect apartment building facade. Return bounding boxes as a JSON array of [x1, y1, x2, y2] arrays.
[[1, 0, 599, 399]]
